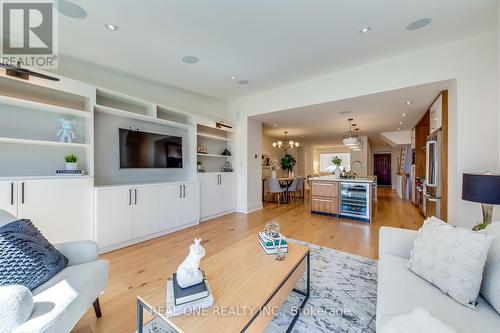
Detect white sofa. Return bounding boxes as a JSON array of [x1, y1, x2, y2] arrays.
[[0, 210, 109, 333], [377, 225, 500, 332]]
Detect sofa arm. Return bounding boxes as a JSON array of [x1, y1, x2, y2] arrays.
[[379, 227, 418, 259], [0, 285, 33, 332], [54, 240, 99, 266]]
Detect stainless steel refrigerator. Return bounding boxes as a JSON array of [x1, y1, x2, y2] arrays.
[[424, 129, 442, 218]]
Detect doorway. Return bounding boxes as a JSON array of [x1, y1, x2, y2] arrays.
[[374, 153, 391, 186]]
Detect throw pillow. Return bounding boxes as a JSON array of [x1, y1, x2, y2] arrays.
[[381, 308, 456, 333], [0, 219, 68, 290], [0, 285, 33, 332], [480, 221, 500, 313], [407, 217, 495, 309]]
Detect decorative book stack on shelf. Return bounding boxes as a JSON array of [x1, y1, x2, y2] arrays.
[[258, 231, 288, 255], [166, 272, 214, 317]]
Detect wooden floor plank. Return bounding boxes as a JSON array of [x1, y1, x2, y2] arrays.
[[73, 188, 423, 333]]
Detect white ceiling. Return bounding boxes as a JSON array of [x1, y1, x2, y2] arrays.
[[55, 0, 496, 100], [252, 80, 453, 147]]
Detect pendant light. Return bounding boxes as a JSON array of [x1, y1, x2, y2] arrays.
[[342, 119, 360, 147], [273, 131, 299, 151]]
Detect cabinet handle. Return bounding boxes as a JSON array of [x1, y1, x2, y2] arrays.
[[179, 185, 182, 198], [134, 189, 137, 205], [183, 184, 186, 198], [219, 175, 222, 185], [129, 189, 132, 205], [21, 182, 25, 204], [10, 182, 14, 205]]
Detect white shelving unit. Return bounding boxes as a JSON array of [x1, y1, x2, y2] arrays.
[[0, 137, 91, 148], [196, 122, 235, 173]]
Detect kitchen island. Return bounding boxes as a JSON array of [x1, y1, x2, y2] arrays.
[[309, 175, 377, 222]]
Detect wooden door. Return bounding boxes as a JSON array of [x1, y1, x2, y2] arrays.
[[0, 180, 17, 217], [374, 154, 391, 186], [132, 185, 160, 239], [95, 187, 133, 248], [18, 178, 93, 243]]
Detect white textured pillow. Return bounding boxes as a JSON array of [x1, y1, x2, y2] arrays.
[[0, 285, 33, 331], [381, 308, 456, 333], [407, 217, 495, 309], [480, 221, 500, 313]]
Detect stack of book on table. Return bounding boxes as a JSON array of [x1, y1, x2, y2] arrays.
[[258, 232, 288, 255], [166, 272, 214, 317]]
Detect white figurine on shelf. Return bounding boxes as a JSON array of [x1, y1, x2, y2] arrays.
[[176, 238, 206, 288], [56, 118, 76, 143]]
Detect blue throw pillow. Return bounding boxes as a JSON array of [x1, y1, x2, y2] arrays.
[[0, 219, 68, 290]]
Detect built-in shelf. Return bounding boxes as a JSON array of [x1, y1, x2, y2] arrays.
[[94, 105, 189, 129], [0, 137, 91, 148], [198, 171, 233, 174], [197, 133, 232, 142], [197, 153, 233, 158], [0, 95, 91, 118]]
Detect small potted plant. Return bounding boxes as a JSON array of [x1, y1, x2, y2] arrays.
[[64, 154, 78, 170], [197, 160, 202, 171], [281, 153, 296, 178], [331, 156, 342, 179], [269, 159, 279, 178]]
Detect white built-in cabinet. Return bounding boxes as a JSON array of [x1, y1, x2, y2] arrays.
[[430, 94, 443, 134], [0, 178, 93, 243], [94, 181, 200, 251], [199, 173, 236, 221]]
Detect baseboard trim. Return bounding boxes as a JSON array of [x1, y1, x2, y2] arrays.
[[246, 203, 263, 214], [200, 210, 235, 222], [98, 220, 199, 254]]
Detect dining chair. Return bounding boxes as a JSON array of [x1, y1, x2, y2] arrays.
[[266, 178, 286, 204], [286, 178, 300, 203]]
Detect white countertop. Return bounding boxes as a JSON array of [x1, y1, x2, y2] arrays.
[[310, 175, 377, 183]]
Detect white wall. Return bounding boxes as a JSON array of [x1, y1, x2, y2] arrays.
[[232, 31, 500, 227], [246, 118, 263, 213]]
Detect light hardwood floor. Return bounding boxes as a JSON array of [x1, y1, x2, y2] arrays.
[[73, 187, 423, 333]]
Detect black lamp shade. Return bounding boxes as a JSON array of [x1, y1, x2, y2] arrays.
[[462, 173, 500, 205]]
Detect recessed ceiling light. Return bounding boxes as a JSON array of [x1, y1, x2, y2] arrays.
[[273, 123, 278, 127], [182, 56, 199, 64], [405, 101, 413, 105], [238, 79, 250, 85], [359, 27, 371, 33], [230, 75, 237, 80], [57, 0, 87, 19], [401, 113, 407, 117], [104, 24, 119, 31], [397, 128, 401, 131], [399, 121, 403, 125], [407, 18, 432, 31]]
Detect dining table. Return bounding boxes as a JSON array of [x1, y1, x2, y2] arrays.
[[262, 176, 305, 204]]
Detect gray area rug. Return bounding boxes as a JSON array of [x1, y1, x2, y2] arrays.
[[141, 239, 377, 333]]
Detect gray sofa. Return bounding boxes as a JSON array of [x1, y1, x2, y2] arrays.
[[377, 224, 500, 332], [0, 210, 109, 333]]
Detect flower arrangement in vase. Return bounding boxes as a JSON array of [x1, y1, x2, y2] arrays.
[[269, 159, 279, 178], [331, 156, 342, 179]]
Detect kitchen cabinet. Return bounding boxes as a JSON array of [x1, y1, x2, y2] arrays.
[[199, 172, 236, 220], [430, 94, 443, 134], [132, 185, 160, 239], [159, 182, 200, 230], [0, 180, 17, 216]]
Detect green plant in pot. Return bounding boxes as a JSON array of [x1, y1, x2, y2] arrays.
[[64, 154, 78, 171], [280, 153, 296, 177], [197, 160, 202, 171]]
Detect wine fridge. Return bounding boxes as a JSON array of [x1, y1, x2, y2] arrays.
[[339, 182, 370, 222]]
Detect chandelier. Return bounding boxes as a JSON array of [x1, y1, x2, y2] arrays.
[[273, 131, 299, 150], [342, 118, 362, 150]]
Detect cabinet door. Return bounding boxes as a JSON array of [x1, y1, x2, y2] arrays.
[[132, 185, 160, 239], [18, 178, 93, 243], [159, 184, 182, 230], [219, 173, 236, 213], [95, 187, 133, 248], [0, 180, 17, 217], [182, 182, 200, 225], [199, 173, 219, 218]]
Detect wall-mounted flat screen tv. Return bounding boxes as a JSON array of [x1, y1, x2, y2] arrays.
[[119, 128, 183, 168]]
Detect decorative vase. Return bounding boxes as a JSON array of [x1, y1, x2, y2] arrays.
[[288, 170, 294, 178], [271, 170, 277, 178], [334, 166, 341, 179], [66, 162, 77, 171], [197, 165, 202, 171]]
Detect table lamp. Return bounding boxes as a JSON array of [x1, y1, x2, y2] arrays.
[[462, 173, 500, 230]]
